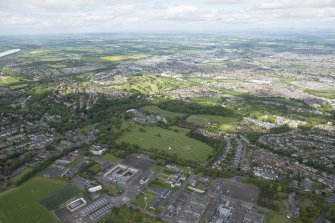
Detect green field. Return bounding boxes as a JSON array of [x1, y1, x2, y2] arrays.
[[101, 54, 147, 61], [190, 96, 222, 106], [117, 124, 214, 162], [266, 213, 290, 223], [142, 105, 182, 119], [88, 163, 101, 175], [133, 190, 157, 209], [305, 89, 335, 99], [0, 177, 68, 223], [103, 153, 122, 163], [186, 114, 240, 132], [9, 83, 28, 90], [112, 74, 192, 94], [40, 184, 81, 210], [0, 76, 20, 86]]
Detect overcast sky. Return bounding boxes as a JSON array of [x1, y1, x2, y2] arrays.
[[1, 0, 335, 34]]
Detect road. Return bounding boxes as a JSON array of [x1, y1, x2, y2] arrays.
[[316, 195, 335, 223]]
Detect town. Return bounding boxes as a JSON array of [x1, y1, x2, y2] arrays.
[[0, 33, 334, 223]]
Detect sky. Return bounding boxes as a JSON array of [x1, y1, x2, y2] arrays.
[[0, 0, 335, 34]]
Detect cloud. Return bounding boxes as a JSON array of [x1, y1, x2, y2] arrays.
[[0, 0, 334, 34]]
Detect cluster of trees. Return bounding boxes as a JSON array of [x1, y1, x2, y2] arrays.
[[15, 146, 77, 186], [187, 129, 224, 163], [158, 100, 239, 117], [244, 177, 290, 211], [0, 152, 33, 178]]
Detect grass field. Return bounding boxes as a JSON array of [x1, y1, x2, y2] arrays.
[[101, 54, 147, 61], [117, 124, 213, 162], [190, 96, 222, 106], [103, 153, 122, 163], [10, 168, 32, 184], [305, 89, 335, 99], [186, 114, 240, 132], [40, 184, 81, 210], [9, 83, 28, 90], [141, 105, 182, 119], [112, 74, 192, 94], [0, 76, 20, 86], [266, 212, 290, 223], [88, 163, 101, 175], [0, 177, 68, 223], [133, 190, 157, 209]]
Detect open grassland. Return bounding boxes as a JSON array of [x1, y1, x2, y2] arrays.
[[103, 153, 122, 163], [117, 124, 213, 162], [187, 114, 240, 132], [133, 189, 157, 209], [305, 89, 335, 99], [0, 76, 20, 86], [0, 177, 68, 223], [9, 83, 28, 90], [266, 212, 290, 223], [101, 54, 147, 61], [112, 74, 192, 94], [190, 96, 222, 106], [141, 105, 182, 119]]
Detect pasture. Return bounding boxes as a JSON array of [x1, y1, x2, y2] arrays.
[[117, 124, 213, 163], [186, 114, 240, 132], [0, 177, 69, 223]]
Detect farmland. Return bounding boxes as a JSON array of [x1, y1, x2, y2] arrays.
[[117, 124, 214, 162], [0, 177, 69, 223]]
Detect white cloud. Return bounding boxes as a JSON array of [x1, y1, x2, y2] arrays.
[[0, 0, 334, 34]]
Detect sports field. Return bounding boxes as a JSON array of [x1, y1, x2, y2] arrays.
[[117, 125, 213, 162], [186, 114, 240, 132], [0, 177, 69, 223], [141, 105, 182, 119]]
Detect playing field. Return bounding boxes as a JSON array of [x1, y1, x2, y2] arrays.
[[0, 177, 69, 223], [117, 125, 213, 162], [186, 114, 240, 132], [40, 184, 81, 210], [141, 105, 182, 119]]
